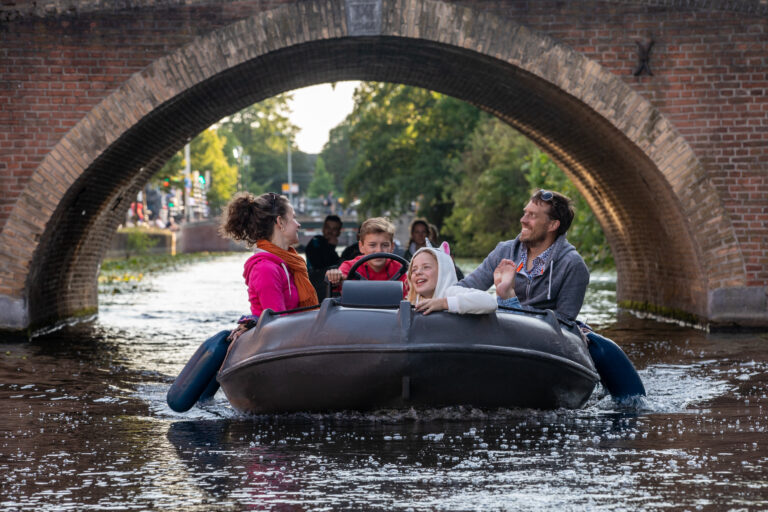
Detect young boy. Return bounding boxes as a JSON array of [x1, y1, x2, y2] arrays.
[[325, 217, 409, 297]]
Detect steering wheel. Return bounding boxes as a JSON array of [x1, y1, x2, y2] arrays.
[[346, 252, 409, 281]]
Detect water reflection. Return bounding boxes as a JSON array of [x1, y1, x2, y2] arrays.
[[1, 253, 767, 510]]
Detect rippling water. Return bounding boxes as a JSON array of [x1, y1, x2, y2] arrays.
[[2, 253, 767, 510]]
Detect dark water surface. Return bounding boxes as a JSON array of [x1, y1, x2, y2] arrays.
[[2, 254, 767, 510]]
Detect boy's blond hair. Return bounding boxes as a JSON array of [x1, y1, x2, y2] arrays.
[[358, 217, 395, 243]]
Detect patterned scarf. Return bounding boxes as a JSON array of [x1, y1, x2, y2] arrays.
[[256, 240, 319, 308]]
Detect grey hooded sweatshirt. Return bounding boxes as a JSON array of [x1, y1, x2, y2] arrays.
[[457, 235, 590, 320]]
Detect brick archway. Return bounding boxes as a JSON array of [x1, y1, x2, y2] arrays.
[[0, 0, 750, 331]]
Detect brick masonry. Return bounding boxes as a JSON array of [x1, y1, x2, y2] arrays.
[[0, 0, 766, 330]]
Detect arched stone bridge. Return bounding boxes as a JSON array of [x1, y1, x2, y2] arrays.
[[1, 0, 766, 332]]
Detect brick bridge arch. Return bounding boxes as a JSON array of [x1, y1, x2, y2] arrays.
[[0, 0, 764, 331]]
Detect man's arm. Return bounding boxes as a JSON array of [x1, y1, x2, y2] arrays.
[[457, 241, 509, 290]]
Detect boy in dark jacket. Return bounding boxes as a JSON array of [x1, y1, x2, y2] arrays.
[[305, 215, 342, 270]]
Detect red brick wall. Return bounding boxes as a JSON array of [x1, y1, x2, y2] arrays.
[[0, 0, 765, 329], [459, 0, 768, 290]]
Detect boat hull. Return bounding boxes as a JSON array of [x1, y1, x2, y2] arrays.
[[218, 299, 598, 414]]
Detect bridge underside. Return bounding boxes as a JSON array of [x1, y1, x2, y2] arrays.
[[0, 1, 764, 333]]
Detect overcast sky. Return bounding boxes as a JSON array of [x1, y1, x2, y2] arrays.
[[286, 81, 360, 154]]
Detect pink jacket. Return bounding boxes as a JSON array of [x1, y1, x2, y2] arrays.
[[243, 249, 299, 316]]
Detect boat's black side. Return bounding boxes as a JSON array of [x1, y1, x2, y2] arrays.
[[217, 294, 599, 414]]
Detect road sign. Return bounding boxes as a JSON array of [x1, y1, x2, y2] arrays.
[[282, 183, 299, 194]]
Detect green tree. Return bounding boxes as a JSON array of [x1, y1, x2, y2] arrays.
[[308, 156, 336, 197], [343, 83, 481, 225], [217, 95, 299, 194], [442, 116, 535, 255], [320, 122, 357, 194], [190, 129, 237, 214], [290, 150, 316, 197]]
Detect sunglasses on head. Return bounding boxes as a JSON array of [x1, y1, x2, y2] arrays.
[[267, 192, 279, 216], [539, 190, 554, 202]]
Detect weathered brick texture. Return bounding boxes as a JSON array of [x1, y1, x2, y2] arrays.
[[0, 0, 766, 330]]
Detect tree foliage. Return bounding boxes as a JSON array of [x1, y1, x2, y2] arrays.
[[342, 83, 481, 226], [217, 95, 313, 195], [442, 117, 535, 255], [320, 122, 357, 194], [322, 83, 613, 268], [189, 129, 237, 213], [154, 94, 313, 211], [308, 156, 335, 197]]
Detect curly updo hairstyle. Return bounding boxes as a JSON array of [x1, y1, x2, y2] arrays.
[[220, 192, 291, 247]]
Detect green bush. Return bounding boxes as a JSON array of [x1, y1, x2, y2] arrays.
[[125, 229, 159, 258]]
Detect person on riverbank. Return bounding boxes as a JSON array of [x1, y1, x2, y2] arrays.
[[457, 189, 589, 320], [403, 218, 430, 261], [408, 244, 497, 315], [325, 217, 409, 297], [220, 192, 318, 318]]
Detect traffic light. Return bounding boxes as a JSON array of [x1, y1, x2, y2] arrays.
[[163, 178, 170, 187], [197, 175, 206, 185]]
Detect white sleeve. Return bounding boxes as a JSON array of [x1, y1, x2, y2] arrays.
[[444, 285, 497, 314]]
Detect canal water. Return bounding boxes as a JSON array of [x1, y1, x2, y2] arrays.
[[1, 253, 767, 510]]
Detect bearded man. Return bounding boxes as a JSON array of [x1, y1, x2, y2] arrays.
[[457, 189, 590, 321]]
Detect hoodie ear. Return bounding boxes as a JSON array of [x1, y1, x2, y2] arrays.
[[440, 241, 450, 255]]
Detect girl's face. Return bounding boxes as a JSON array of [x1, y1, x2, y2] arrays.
[[412, 223, 428, 246], [410, 251, 438, 299], [279, 206, 301, 245]]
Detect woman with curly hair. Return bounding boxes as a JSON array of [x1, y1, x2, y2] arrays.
[[220, 192, 318, 317]]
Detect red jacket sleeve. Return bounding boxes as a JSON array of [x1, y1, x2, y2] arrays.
[[338, 258, 354, 277]]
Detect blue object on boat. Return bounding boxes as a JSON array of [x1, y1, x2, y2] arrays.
[[167, 330, 231, 412], [197, 369, 222, 404], [586, 331, 646, 400]]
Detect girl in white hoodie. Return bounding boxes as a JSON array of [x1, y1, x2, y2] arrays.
[[407, 243, 498, 315]]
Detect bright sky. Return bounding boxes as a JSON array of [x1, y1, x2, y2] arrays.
[[286, 81, 360, 154]]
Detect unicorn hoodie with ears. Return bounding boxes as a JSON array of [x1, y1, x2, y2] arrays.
[[408, 242, 497, 315]]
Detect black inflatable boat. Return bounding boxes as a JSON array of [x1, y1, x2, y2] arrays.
[[215, 280, 600, 414]]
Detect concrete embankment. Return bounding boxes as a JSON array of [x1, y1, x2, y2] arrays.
[[106, 220, 245, 259]]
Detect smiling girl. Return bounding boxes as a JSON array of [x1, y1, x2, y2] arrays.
[[407, 244, 497, 315]]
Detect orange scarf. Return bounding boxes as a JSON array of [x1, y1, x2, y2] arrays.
[[256, 240, 319, 308]]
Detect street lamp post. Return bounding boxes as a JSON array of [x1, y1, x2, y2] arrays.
[[184, 143, 192, 223], [286, 142, 293, 205], [275, 132, 293, 205]]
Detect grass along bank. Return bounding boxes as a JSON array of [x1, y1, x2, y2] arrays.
[[99, 252, 234, 293]]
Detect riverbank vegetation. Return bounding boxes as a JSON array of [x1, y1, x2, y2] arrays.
[[99, 252, 226, 293]]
